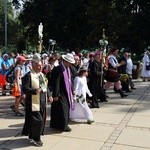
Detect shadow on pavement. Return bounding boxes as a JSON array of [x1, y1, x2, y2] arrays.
[[0, 138, 33, 149]]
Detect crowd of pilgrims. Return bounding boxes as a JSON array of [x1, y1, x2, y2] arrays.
[[0, 47, 144, 146]]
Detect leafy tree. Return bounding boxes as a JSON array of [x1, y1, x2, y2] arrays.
[[0, 0, 5, 47], [19, 0, 90, 52], [16, 0, 150, 55], [0, 0, 24, 53]]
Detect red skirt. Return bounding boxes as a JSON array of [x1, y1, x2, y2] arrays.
[[12, 83, 21, 97], [0, 74, 6, 86], [104, 69, 119, 82]]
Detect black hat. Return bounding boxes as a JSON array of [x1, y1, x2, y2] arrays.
[[123, 47, 129, 53], [123, 50, 129, 53], [79, 67, 87, 72]]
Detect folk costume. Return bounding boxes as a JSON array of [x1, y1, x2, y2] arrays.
[[104, 48, 128, 98], [105, 54, 120, 82], [50, 53, 75, 131], [22, 69, 51, 142]]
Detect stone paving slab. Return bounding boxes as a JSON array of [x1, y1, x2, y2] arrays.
[[131, 88, 148, 93], [96, 104, 131, 114], [111, 144, 150, 150], [50, 137, 104, 150], [116, 129, 150, 149], [134, 106, 150, 116], [0, 135, 64, 150], [94, 112, 126, 124], [142, 97, 150, 101], [5, 136, 102, 150], [44, 123, 80, 137], [127, 115, 150, 128], [106, 95, 141, 105], [67, 124, 114, 142], [0, 80, 150, 150], [141, 101, 150, 106]]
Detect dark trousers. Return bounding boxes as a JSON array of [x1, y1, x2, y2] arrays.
[[127, 74, 135, 88], [30, 112, 44, 141], [22, 111, 44, 141], [91, 87, 106, 106], [22, 97, 46, 141]]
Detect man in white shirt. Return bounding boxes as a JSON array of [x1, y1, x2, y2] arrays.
[[126, 53, 136, 89]]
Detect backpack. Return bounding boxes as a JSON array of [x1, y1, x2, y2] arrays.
[[6, 67, 15, 84]]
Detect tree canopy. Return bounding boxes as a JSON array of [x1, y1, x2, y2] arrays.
[[0, 0, 24, 52], [0, 0, 150, 55]]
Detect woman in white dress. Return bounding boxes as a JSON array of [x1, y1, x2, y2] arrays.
[[70, 67, 94, 124], [141, 50, 150, 81]]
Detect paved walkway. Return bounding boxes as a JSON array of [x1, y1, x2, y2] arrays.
[[0, 79, 150, 150]]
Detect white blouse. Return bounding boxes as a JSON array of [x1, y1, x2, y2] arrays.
[[74, 76, 92, 99]]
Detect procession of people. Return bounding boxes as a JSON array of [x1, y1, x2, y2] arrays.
[[0, 46, 150, 147]]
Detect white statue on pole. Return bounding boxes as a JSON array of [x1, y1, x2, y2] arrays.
[[99, 29, 108, 55], [99, 29, 108, 87], [38, 22, 43, 38], [38, 23, 43, 53]]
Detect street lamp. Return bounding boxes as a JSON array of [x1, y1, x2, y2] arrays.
[[48, 39, 56, 54], [4, 0, 7, 51]]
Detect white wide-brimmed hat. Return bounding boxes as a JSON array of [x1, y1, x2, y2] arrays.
[[32, 53, 41, 61], [3, 53, 9, 58], [62, 53, 75, 64], [42, 53, 48, 58]]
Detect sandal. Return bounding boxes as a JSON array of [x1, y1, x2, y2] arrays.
[[15, 112, 24, 117]]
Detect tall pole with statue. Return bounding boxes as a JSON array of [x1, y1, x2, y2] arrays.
[[99, 29, 108, 55], [38, 22, 43, 53], [99, 29, 108, 87]]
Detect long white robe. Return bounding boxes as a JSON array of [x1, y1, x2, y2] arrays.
[[141, 52, 150, 77], [70, 76, 93, 121]]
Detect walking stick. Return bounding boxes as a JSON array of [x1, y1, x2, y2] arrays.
[[100, 50, 104, 87]]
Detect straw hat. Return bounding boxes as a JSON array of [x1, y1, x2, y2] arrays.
[[62, 53, 75, 64]]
